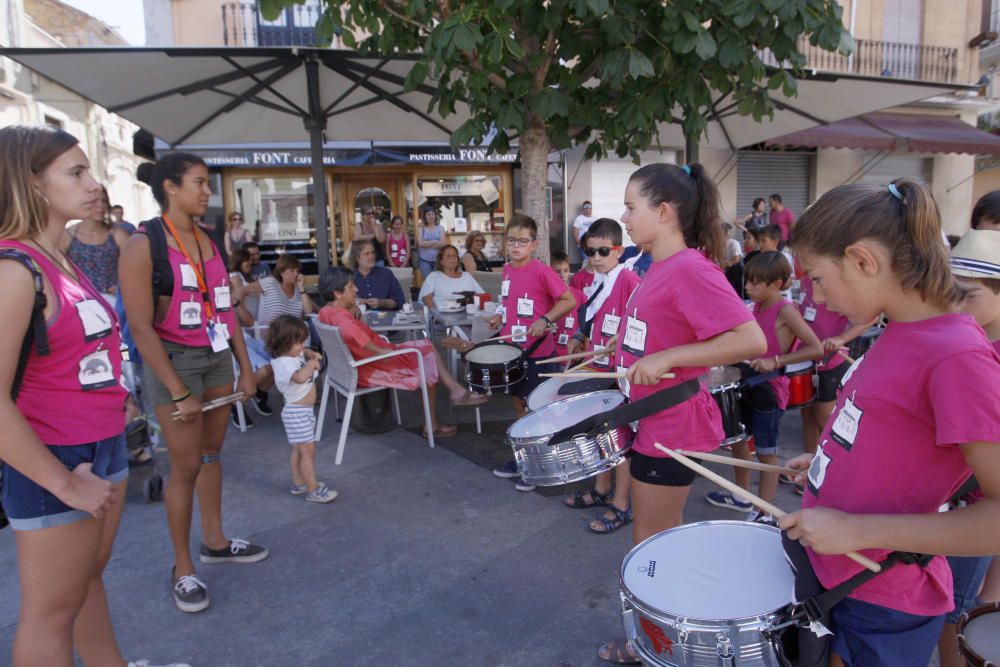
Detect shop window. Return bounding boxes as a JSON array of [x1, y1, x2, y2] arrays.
[[231, 175, 320, 274], [416, 174, 505, 263]]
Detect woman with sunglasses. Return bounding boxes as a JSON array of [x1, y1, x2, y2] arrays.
[[461, 230, 492, 273], [354, 206, 386, 267], [224, 211, 252, 256]]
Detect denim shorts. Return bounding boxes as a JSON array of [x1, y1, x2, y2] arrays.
[[1, 432, 127, 531], [830, 597, 944, 667], [750, 407, 784, 455], [946, 555, 991, 623]]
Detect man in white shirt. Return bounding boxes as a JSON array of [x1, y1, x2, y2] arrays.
[[571, 201, 595, 263]]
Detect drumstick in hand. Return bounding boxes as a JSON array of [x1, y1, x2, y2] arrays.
[[539, 371, 676, 380], [171, 392, 246, 420], [679, 449, 800, 476], [837, 349, 857, 365], [654, 444, 881, 573], [545, 335, 618, 365]]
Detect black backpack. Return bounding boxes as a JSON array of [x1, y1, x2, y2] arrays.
[[117, 217, 173, 363]]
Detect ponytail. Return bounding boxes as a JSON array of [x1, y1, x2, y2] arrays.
[[629, 163, 725, 265], [790, 178, 964, 308]]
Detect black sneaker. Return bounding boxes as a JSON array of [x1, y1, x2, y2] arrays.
[[199, 538, 269, 564], [231, 406, 254, 429], [492, 459, 520, 479], [171, 570, 209, 613], [251, 390, 272, 416]]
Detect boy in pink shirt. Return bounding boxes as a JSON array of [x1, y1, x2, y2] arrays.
[[489, 215, 576, 491], [549, 250, 582, 358]]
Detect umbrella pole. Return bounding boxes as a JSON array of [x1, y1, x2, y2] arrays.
[[305, 57, 331, 273]]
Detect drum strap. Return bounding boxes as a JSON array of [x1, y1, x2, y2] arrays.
[[546, 378, 700, 446]]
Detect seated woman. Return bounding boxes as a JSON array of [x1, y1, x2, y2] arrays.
[[418, 245, 484, 310], [227, 249, 276, 423], [239, 253, 315, 328], [461, 230, 492, 273], [318, 267, 486, 438], [346, 239, 405, 310]]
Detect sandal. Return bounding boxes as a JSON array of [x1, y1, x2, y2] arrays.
[[597, 637, 640, 664], [564, 487, 613, 509], [421, 424, 458, 438], [451, 391, 488, 407], [589, 504, 633, 534]]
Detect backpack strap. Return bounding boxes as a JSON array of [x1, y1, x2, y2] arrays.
[[0, 248, 50, 400], [139, 217, 173, 300]]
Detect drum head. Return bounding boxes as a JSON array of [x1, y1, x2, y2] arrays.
[[703, 365, 742, 391], [960, 604, 1000, 663], [622, 521, 793, 620], [465, 342, 521, 364], [509, 391, 625, 439], [526, 377, 575, 412]]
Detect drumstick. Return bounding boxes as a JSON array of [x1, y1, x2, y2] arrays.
[[545, 347, 612, 365], [564, 358, 595, 373], [679, 449, 800, 476], [837, 349, 857, 365], [539, 371, 676, 379], [171, 392, 246, 420], [653, 444, 881, 573], [491, 326, 557, 342]]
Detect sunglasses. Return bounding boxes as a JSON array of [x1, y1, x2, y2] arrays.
[[584, 246, 621, 257]]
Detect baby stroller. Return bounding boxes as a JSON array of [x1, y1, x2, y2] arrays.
[[120, 346, 170, 503]]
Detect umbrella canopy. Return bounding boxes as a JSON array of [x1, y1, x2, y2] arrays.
[[0, 47, 474, 270]]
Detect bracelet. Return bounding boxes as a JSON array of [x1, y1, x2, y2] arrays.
[[171, 389, 191, 403], [540, 315, 552, 325]]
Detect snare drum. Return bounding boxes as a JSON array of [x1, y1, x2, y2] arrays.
[[703, 366, 745, 446], [958, 601, 1000, 666], [527, 376, 576, 412], [847, 326, 883, 361], [620, 521, 794, 667], [462, 341, 526, 395], [507, 391, 633, 486], [785, 361, 816, 409]]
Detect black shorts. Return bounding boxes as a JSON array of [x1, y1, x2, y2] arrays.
[[629, 450, 696, 487], [511, 359, 560, 400], [817, 363, 849, 403]]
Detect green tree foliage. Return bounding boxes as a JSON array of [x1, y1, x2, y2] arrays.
[[262, 0, 851, 254]]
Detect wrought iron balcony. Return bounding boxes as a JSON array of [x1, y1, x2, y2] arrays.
[[761, 37, 959, 84], [222, 1, 325, 47]]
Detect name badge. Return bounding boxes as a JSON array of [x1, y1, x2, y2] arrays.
[[622, 314, 648, 357], [179, 299, 202, 329], [795, 291, 806, 305], [75, 299, 113, 342], [617, 363, 630, 398], [511, 324, 527, 343], [831, 394, 863, 450], [557, 332, 569, 346], [209, 322, 231, 353], [496, 305, 506, 324], [179, 263, 199, 291], [564, 315, 575, 330], [602, 313, 621, 338], [214, 286, 232, 311], [593, 345, 609, 367], [391, 243, 399, 251], [78, 348, 116, 391], [807, 444, 831, 496], [517, 297, 534, 318], [501, 280, 510, 298], [803, 306, 817, 322]]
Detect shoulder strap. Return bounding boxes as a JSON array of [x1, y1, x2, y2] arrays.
[[0, 248, 50, 400], [140, 217, 172, 300]]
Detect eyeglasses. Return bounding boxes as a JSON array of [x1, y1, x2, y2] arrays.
[[506, 237, 534, 247], [363, 211, 375, 216], [584, 246, 621, 257]]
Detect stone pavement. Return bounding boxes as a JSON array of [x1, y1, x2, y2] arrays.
[[0, 392, 818, 667]]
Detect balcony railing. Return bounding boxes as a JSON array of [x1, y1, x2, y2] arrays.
[[222, 2, 325, 47], [760, 37, 958, 83]]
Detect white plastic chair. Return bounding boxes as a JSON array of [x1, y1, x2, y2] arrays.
[[312, 320, 435, 464], [231, 355, 249, 433]]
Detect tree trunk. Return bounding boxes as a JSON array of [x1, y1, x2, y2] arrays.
[[518, 123, 553, 261]]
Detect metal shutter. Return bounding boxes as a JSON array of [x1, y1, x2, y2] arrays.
[[590, 154, 676, 246], [736, 152, 812, 220], [857, 152, 930, 186]]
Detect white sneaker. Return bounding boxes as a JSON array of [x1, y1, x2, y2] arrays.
[[129, 660, 192, 667], [305, 483, 339, 504], [290, 483, 308, 496]]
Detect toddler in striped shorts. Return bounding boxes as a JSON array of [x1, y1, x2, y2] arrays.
[[266, 315, 338, 504]]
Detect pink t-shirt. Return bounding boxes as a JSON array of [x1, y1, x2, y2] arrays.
[[154, 244, 238, 348], [586, 270, 641, 369], [499, 259, 569, 359], [798, 277, 849, 371], [615, 249, 754, 455], [570, 269, 594, 292], [802, 313, 1000, 616], [553, 286, 584, 357], [387, 232, 409, 268], [2, 241, 127, 445], [770, 208, 795, 241], [752, 299, 792, 410]]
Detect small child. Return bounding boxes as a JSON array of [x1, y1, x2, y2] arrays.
[[706, 251, 822, 519], [570, 231, 596, 292], [550, 250, 583, 358], [266, 315, 338, 504]]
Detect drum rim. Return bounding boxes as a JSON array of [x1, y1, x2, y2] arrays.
[[620, 520, 792, 625], [957, 601, 1000, 666], [709, 380, 743, 392], [462, 339, 524, 363], [505, 389, 627, 444]]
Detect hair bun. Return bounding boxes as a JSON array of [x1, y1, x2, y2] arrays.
[[136, 162, 155, 185]]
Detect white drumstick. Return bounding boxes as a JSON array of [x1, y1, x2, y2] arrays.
[[171, 392, 246, 420], [680, 449, 800, 476], [539, 371, 676, 380]]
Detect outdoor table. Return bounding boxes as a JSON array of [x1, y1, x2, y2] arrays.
[[363, 306, 428, 340]]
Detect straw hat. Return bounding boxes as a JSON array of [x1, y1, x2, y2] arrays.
[[950, 229, 1000, 279]]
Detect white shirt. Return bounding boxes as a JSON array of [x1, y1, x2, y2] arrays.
[[725, 238, 743, 263], [417, 271, 484, 308], [572, 213, 595, 242], [272, 353, 317, 404]]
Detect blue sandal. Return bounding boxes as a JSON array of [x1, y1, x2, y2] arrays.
[[590, 504, 632, 534], [564, 487, 613, 509]]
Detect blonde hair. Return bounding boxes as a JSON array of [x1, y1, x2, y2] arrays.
[[464, 230, 486, 253], [0, 124, 80, 240]]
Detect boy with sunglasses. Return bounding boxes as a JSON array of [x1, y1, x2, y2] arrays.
[[562, 218, 641, 531], [489, 214, 577, 491]]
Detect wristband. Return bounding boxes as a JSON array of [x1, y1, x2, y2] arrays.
[[540, 315, 552, 325], [171, 389, 191, 403]]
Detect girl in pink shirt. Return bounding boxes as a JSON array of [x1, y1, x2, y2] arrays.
[[598, 164, 768, 664], [385, 215, 410, 268], [120, 153, 262, 615], [0, 126, 180, 667], [782, 180, 1000, 666]]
